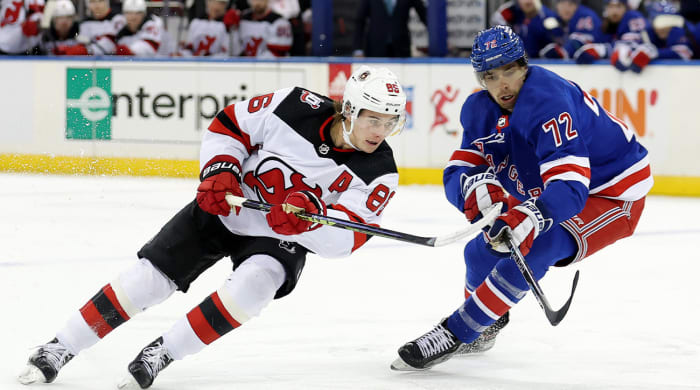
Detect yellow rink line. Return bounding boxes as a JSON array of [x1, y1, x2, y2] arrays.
[[1, 154, 699, 197]]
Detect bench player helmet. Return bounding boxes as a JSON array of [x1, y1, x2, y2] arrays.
[[123, 0, 147, 12], [647, 1, 684, 29], [470, 25, 527, 74], [52, 0, 76, 17], [341, 65, 407, 148]]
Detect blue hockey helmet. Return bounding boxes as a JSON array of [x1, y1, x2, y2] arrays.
[[470, 25, 527, 73]]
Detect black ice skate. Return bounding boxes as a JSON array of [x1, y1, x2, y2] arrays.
[[18, 338, 75, 384], [455, 311, 510, 355], [118, 337, 173, 389], [391, 318, 463, 371]]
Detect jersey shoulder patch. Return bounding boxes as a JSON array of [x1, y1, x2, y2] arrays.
[[274, 87, 397, 185], [274, 87, 335, 136]]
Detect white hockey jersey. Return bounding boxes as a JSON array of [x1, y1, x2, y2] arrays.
[[201, 87, 399, 258], [237, 9, 292, 58], [78, 11, 125, 55], [181, 18, 228, 56], [115, 14, 163, 56], [0, 0, 43, 53]]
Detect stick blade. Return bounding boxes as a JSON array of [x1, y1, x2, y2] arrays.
[[545, 270, 580, 326]]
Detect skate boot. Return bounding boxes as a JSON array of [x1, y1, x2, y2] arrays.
[[18, 338, 74, 384], [391, 318, 463, 371], [118, 337, 173, 389], [455, 311, 509, 355]]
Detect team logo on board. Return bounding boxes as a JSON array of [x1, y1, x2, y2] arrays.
[[66, 68, 112, 140]]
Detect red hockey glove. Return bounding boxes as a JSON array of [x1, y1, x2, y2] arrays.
[[611, 44, 632, 72], [461, 171, 507, 223], [485, 198, 553, 257], [21, 20, 40, 36], [629, 44, 658, 74], [223, 8, 241, 30], [62, 44, 89, 56], [574, 43, 609, 64], [539, 43, 569, 59], [196, 157, 243, 216], [266, 191, 326, 236], [115, 44, 133, 56]]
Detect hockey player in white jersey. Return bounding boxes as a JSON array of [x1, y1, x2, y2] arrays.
[[18, 65, 407, 388], [54, 0, 125, 55], [114, 0, 163, 56], [37, 0, 79, 55], [179, 0, 230, 56], [236, 0, 292, 57], [0, 0, 43, 54]]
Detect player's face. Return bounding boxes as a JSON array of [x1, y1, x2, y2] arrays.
[[87, 0, 109, 19], [556, 0, 578, 22], [248, 0, 269, 15], [125, 11, 145, 32], [53, 16, 73, 37], [350, 110, 400, 153], [206, 0, 227, 20], [655, 25, 672, 40], [605, 3, 626, 23], [480, 62, 527, 112], [518, 0, 537, 14]]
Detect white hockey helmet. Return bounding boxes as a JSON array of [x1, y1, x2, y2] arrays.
[[52, 0, 76, 17], [341, 65, 407, 137], [122, 0, 147, 12]]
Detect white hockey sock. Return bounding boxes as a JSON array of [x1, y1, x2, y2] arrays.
[[56, 258, 176, 355], [163, 254, 285, 360]]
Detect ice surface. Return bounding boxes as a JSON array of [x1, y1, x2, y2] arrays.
[[1, 173, 698, 390]]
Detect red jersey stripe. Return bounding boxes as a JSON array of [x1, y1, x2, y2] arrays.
[[595, 164, 651, 198], [450, 149, 487, 166], [331, 203, 377, 252], [541, 163, 591, 184]]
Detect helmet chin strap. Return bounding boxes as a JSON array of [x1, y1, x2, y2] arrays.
[[341, 120, 360, 151]]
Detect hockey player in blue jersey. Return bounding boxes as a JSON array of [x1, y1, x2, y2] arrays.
[[612, 1, 696, 72], [391, 25, 652, 371], [490, 0, 560, 59], [539, 0, 603, 58], [574, 0, 648, 64]]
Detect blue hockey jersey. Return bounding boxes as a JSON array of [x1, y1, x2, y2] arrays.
[[491, 1, 559, 59], [444, 66, 652, 226], [601, 10, 648, 44], [551, 4, 603, 56], [646, 24, 694, 60]]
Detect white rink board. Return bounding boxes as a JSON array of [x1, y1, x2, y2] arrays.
[[1, 173, 699, 389], [0, 59, 698, 177]]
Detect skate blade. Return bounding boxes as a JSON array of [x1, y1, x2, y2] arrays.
[[390, 357, 426, 372], [116, 375, 141, 390], [18, 365, 47, 385]]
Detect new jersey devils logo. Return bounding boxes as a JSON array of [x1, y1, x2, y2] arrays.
[[244, 157, 322, 204], [300, 90, 322, 109]]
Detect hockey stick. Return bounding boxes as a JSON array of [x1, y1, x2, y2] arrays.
[[506, 236, 580, 326], [225, 194, 500, 247]]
